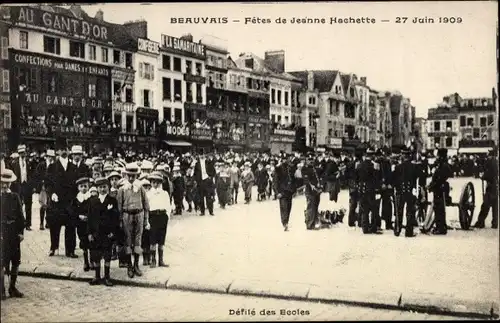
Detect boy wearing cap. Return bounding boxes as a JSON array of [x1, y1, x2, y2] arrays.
[[184, 167, 197, 213], [255, 162, 269, 202], [241, 162, 255, 204], [172, 165, 185, 215], [71, 177, 92, 271], [87, 177, 120, 287], [147, 172, 171, 268], [1, 168, 25, 299]]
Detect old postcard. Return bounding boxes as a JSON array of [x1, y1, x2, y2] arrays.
[[0, 1, 498, 321]]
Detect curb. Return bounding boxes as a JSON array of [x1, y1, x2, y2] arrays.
[[18, 265, 498, 320]]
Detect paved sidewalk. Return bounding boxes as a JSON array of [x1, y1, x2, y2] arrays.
[[18, 178, 499, 318]]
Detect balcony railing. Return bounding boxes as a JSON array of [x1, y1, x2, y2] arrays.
[[459, 139, 495, 147]]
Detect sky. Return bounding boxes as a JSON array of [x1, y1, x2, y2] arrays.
[[76, 1, 498, 118]]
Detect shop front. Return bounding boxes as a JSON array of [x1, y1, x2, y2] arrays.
[[270, 128, 295, 154], [247, 115, 271, 152], [159, 123, 192, 152], [190, 127, 213, 154], [342, 138, 362, 153], [136, 107, 159, 153], [326, 137, 343, 153], [10, 49, 112, 150]]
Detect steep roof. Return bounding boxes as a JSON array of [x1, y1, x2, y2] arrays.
[[289, 70, 340, 92], [340, 73, 351, 95]]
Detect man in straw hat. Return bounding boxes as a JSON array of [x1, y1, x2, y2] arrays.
[[116, 163, 150, 278], [1, 168, 26, 299], [71, 145, 91, 179], [11, 144, 35, 231]]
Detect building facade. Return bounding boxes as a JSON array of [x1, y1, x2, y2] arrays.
[[0, 17, 11, 151], [353, 75, 370, 143], [425, 105, 459, 154], [2, 4, 129, 152]]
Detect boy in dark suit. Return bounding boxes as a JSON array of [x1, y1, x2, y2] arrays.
[[87, 177, 120, 287]]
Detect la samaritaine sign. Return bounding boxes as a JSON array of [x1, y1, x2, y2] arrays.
[[10, 6, 108, 42], [161, 34, 206, 59]]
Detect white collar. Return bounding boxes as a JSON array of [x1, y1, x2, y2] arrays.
[[98, 193, 107, 202], [76, 191, 90, 202]]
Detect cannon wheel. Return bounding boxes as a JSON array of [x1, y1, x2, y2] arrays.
[[458, 182, 475, 230]]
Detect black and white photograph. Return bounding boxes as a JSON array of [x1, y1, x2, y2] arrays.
[[0, 1, 498, 321]]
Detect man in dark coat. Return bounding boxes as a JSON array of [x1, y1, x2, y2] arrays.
[[358, 148, 382, 234], [346, 150, 362, 227], [473, 148, 498, 229], [71, 145, 91, 179], [393, 148, 419, 237], [34, 149, 56, 230], [377, 149, 394, 230], [274, 155, 297, 231], [10, 145, 36, 231], [46, 147, 78, 257], [194, 153, 216, 216], [303, 156, 322, 230]]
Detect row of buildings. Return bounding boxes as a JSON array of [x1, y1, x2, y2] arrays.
[[414, 92, 498, 156], [1, 4, 426, 154]]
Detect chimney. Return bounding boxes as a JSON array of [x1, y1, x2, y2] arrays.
[[180, 33, 193, 42], [264, 50, 285, 73], [70, 5, 83, 19], [123, 20, 148, 39], [95, 9, 104, 21], [360, 77, 367, 85], [307, 71, 314, 91]]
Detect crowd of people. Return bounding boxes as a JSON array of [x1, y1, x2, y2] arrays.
[[1, 142, 498, 299]]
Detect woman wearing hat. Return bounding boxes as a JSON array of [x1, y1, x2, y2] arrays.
[[1, 168, 25, 299]]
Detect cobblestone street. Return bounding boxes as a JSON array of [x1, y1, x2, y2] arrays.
[[2, 277, 465, 322]]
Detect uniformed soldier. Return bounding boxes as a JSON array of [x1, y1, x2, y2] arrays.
[[274, 155, 297, 231], [427, 148, 454, 235], [393, 148, 418, 237], [473, 148, 498, 229], [357, 148, 382, 234], [415, 150, 430, 224], [303, 155, 322, 230], [346, 149, 362, 227], [377, 148, 394, 230]]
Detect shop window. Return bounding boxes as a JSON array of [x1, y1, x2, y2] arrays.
[[445, 137, 452, 147], [162, 55, 171, 70], [186, 60, 192, 74], [101, 48, 108, 63], [460, 115, 466, 127], [30, 68, 38, 90], [88, 81, 96, 98], [162, 77, 171, 100], [69, 40, 85, 59], [43, 36, 60, 55], [173, 57, 182, 72], [88, 45, 96, 61], [19, 31, 28, 50], [113, 50, 121, 65], [96, 78, 109, 100], [125, 53, 133, 68], [174, 80, 182, 101]]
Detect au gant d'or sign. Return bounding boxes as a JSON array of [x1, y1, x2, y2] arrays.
[[10, 6, 109, 42]]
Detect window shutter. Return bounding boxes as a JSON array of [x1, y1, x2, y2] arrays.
[[151, 66, 154, 80], [150, 90, 154, 108], [141, 90, 145, 107], [139, 63, 143, 78]]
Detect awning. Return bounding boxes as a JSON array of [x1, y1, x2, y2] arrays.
[[458, 147, 492, 154], [163, 140, 192, 147]]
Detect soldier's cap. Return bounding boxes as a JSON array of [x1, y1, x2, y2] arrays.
[[75, 177, 90, 185], [106, 171, 122, 180], [94, 177, 109, 187], [437, 148, 448, 158], [102, 164, 114, 172]]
